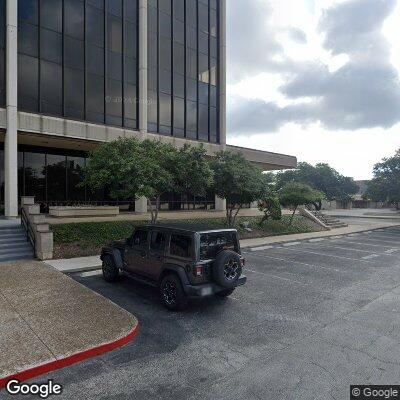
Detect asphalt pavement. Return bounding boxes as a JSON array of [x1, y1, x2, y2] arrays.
[[4, 224, 400, 400]]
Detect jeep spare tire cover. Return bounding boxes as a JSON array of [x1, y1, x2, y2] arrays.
[[213, 250, 242, 289]]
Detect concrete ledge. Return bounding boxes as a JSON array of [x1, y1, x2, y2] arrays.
[[49, 206, 120, 218], [0, 261, 139, 387]]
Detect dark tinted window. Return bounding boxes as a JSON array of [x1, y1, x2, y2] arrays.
[[87, 73, 105, 114], [170, 234, 192, 258], [65, 0, 84, 39], [200, 232, 239, 260], [41, 0, 62, 32], [64, 68, 84, 118], [18, 54, 39, 111], [47, 154, 66, 201], [19, 0, 39, 25], [107, 15, 122, 53], [150, 231, 167, 253], [40, 29, 62, 64], [87, 5, 104, 47], [87, 45, 105, 75], [64, 36, 84, 70], [132, 229, 148, 247], [40, 60, 62, 105], [18, 22, 38, 57]]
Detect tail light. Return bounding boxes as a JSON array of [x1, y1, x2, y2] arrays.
[[193, 265, 203, 277]]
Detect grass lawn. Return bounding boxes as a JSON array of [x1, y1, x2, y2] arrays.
[[52, 215, 322, 259]]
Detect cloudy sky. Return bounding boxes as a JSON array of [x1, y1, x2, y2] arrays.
[[226, 0, 400, 180]]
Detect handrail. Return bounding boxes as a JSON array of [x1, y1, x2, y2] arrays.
[[20, 207, 36, 256]]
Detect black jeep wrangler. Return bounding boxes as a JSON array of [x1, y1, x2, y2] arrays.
[[100, 224, 247, 311]]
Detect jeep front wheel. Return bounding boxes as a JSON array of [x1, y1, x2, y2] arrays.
[[160, 274, 188, 311], [102, 255, 119, 282]]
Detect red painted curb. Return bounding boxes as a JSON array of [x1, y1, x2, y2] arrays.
[[0, 322, 139, 390]]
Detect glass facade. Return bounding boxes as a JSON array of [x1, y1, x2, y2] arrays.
[[17, 0, 139, 128], [0, 0, 5, 107], [147, 0, 219, 143]]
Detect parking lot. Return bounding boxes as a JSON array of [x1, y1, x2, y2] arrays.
[[12, 224, 400, 399]]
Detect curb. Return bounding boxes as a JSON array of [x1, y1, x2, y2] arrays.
[[0, 322, 140, 390]]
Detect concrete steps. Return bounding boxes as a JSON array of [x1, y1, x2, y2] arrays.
[[0, 224, 34, 263], [308, 210, 348, 229]]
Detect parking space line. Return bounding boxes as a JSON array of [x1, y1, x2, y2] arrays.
[[304, 243, 399, 257], [244, 268, 308, 285], [249, 245, 274, 252], [364, 233, 400, 240], [331, 238, 400, 249], [79, 269, 102, 277], [275, 247, 376, 263], [246, 252, 342, 273], [345, 236, 400, 245], [362, 254, 380, 260]]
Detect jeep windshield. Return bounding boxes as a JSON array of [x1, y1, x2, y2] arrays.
[[199, 231, 239, 260]]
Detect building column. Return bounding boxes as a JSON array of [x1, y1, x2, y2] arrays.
[[215, 195, 226, 212], [219, 0, 226, 147], [135, 196, 148, 213], [5, 0, 18, 218], [138, 0, 148, 134]]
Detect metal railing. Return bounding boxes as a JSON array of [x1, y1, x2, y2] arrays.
[[21, 207, 36, 255]]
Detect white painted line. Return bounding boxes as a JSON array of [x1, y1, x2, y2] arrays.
[[362, 254, 379, 260], [282, 242, 301, 247], [307, 243, 397, 257], [329, 236, 341, 239], [348, 236, 400, 245], [250, 245, 274, 252], [385, 249, 399, 254], [79, 269, 102, 277], [248, 253, 342, 273], [331, 238, 400, 249], [309, 238, 325, 242], [276, 247, 376, 263], [244, 268, 307, 285], [348, 234, 360, 237]]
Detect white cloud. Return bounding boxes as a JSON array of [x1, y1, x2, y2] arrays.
[[226, 0, 400, 178]]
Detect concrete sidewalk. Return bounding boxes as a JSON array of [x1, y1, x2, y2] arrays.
[[0, 261, 138, 385], [47, 218, 400, 274]]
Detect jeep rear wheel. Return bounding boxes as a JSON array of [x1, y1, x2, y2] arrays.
[[160, 274, 188, 311], [102, 255, 119, 282], [213, 250, 242, 289]]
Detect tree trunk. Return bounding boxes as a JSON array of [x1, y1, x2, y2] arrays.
[[289, 206, 297, 225], [154, 196, 160, 223], [232, 204, 242, 226], [147, 198, 155, 224], [227, 207, 234, 227]]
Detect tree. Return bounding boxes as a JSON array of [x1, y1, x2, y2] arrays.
[[275, 162, 358, 209], [366, 150, 400, 208], [83, 138, 213, 224], [82, 137, 145, 203], [279, 182, 324, 225], [170, 144, 214, 200], [211, 151, 266, 227], [258, 195, 282, 224]]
